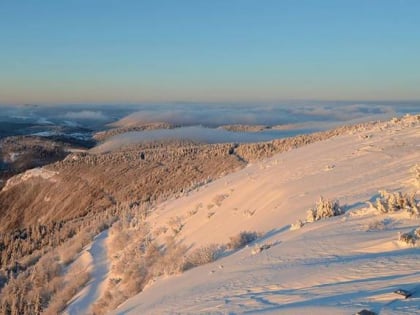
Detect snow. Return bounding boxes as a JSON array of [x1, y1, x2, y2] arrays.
[[64, 230, 110, 315], [8, 152, 20, 162], [109, 117, 419, 314], [2, 167, 58, 192], [113, 213, 420, 314], [73, 116, 419, 314], [140, 117, 419, 250]]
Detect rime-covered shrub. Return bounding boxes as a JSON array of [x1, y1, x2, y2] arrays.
[[0, 249, 90, 315], [43, 266, 90, 315], [370, 190, 419, 217], [58, 229, 96, 265], [398, 228, 420, 246], [167, 216, 184, 235], [183, 244, 224, 270], [227, 231, 259, 250], [306, 196, 343, 222], [93, 227, 189, 314], [251, 243, 272, 255], [290, 219, 305, 230], [157, 237, 188, 276]]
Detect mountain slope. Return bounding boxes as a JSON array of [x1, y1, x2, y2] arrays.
[[110, 115, 420, 314]]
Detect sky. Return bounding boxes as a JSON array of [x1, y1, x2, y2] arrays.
[[1, 0, 420, 105]]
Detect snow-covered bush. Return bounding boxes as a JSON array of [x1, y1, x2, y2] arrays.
[[167, 216, 184, 235], [58, 228, 96, 265], [212, 194, 228, 206], [156, 237, 188, 276], [290, 219, 305, 230], [370, 190, 419, 217], [306, 196, 343, 223], [289, 197, 343, 231], [183, 244, 224, 270], [43, 263, 90, 315], [227, 231, 259, 250], [398, 227, 420, 246], [251, 243, 272, 255]]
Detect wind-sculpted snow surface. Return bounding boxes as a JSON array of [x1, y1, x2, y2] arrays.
[[110, 115, 420, 315]]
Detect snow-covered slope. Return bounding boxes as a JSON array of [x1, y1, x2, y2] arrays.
[[108, 115, 420, 314], [64, 230, 110, 315]]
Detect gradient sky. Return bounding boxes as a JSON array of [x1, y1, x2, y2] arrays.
[[1, 0, 420, 104]]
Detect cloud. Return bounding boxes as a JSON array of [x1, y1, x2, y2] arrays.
[[111, 103, 404, 129], [64, 110, 108, 121], [112, 104, 294, 127], [288, 104, 396, 121]]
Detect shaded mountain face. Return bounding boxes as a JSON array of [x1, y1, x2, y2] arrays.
[[0, 135, 95, 190], [0, 136, 67, 188], [0, 122, 38, 139]]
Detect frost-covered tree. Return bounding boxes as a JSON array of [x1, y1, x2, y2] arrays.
[[306, 196, 343, 222], [371, 190, 419, 216], [227, 231, 259, 250], [398, 228, 420, 246]]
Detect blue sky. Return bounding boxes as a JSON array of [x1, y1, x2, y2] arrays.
[[1, 0, 420, 104]]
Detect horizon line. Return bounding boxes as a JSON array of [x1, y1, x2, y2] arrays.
[[1, 99, 420, 107]]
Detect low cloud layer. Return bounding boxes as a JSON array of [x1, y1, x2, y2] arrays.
[[63, 110, 108, 121], [112, 103, 416, 128], [0, 102, 418, 138]]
